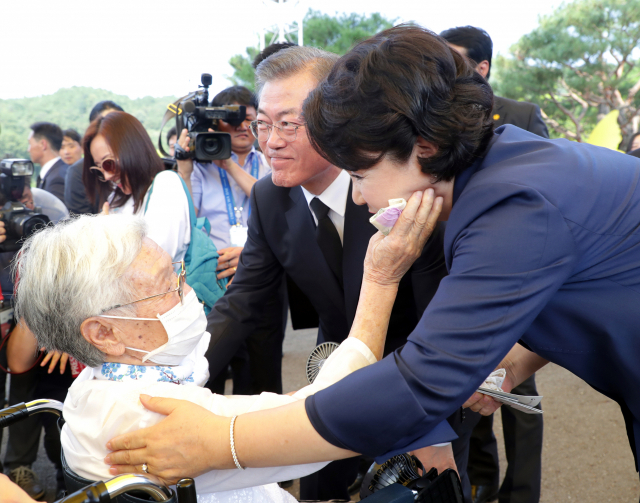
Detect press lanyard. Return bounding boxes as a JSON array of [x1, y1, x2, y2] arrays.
[[218, 154, 260, 226]]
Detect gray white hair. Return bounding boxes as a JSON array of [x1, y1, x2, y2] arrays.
[[14, 214, 147, 367], [255, 46, 340, 98]]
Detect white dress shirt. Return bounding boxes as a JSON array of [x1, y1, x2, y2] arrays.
[[39, 156, 61, 180], [301, 170, 351, 244], [61, 335, 376, 502]]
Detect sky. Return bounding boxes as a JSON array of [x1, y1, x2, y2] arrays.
[[0, 0, 564, 100]]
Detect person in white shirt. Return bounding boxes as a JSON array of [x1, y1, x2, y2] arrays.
[[82, 111, 190, 264], [13, 214, 387, 503]]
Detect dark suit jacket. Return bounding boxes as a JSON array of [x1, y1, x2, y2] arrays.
[[64, 159, 98, 214], [39, 158, 68, 204], [306, 126, 640, 463], [205, 177, 447, 378], [493, 96, 549, 138]]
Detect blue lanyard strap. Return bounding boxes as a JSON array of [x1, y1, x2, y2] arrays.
[[218, 153, 261, 226]]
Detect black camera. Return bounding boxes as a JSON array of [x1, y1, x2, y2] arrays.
[[174, 73, 246, 162], [0, 159, 50, 252]]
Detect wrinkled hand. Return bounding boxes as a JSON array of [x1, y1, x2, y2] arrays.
[[412, 443, 457, 475], [40, 350, 69, 374], [105, 395, 226, 484], [0, 221, 5, 244], [216, 246, 242, 279], [363, 190, 442, 286], [0, 473, 33, 503], [463, 374, 514, 416]]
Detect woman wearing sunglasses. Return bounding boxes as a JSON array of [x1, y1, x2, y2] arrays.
[[83, 111, 190, 264]]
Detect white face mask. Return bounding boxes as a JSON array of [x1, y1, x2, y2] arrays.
[[100, 289, 207, 366]]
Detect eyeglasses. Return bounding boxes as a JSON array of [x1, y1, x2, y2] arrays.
[[102, 260, 186, 313], [90, 158, 118, 182], [249, 120, 304, 143]]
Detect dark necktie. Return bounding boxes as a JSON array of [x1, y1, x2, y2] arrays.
[[310, 197, 343, 285], [36, 175, 42, 188]]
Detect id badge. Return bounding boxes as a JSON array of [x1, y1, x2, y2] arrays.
[[230, 225, 249, 247]]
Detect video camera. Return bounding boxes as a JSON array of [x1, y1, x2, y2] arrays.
[[172, 74, 246, 162], [0, 159, 50, 252]]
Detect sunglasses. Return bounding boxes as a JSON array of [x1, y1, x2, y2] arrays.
[[90, 158, 118, 182]]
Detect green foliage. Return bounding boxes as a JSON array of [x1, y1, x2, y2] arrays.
[[0, 87, 177, 162], [493, 0, 640, 145], [227, 9, 396, 91]]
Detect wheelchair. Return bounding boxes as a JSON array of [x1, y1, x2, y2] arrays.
[[0, 398, 463, 503]]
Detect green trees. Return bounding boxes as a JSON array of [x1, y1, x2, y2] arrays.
[[0, 88, 177, 161], [227, 9, 395, 91], [493, 0, 640, 147]]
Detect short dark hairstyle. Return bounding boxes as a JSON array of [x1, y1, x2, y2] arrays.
[[30, 122, 64, 152], [89, 100, 125, 123], [63, 128, 82, 144], [253, 42, 297, 69], [626, 132, 640, 153], [304, 25, 494, 183], [440, 26, 493, 80], [166, 126, 177, 143], [83, 112, 163, 213], [211, 86, 257, 109]]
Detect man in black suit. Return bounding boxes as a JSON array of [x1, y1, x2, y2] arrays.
[[204, 46, 465, 501], [440, 26, 549, 503], [28, 122, 68, 204]]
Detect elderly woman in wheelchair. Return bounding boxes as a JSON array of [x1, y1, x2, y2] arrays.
[[12, 214, 388, 503]]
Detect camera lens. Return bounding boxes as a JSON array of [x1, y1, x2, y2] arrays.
[[202, 136, 222, 156], [13, 214, 50, 238]]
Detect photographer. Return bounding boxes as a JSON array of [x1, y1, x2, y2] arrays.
[[177, 85, 270, 279]]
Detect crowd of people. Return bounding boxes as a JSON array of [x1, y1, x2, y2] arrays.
[[2, 23, 640, 503]]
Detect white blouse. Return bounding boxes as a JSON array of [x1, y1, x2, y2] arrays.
[[108, 171, 191, 263], [61, 336, 376, 501]]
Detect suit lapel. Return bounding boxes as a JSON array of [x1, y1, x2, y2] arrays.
[[342, 182, 376, 324], [285, 186, 346, 314]]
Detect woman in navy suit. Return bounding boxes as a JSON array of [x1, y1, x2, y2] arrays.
[[105, 25, 640, 489]]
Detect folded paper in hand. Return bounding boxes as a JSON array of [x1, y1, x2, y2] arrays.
[[369, 198, 407, 235], [477, 369, 543, 415]]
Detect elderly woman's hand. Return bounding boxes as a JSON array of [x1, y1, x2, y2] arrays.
[[363, 190, 443, 287]]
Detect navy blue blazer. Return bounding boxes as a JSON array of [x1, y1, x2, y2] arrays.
[[306, 126, 640, 463]]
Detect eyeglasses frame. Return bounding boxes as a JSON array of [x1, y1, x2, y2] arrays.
[[249, 120, 305, 143], [101, 260, 186, 313]]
